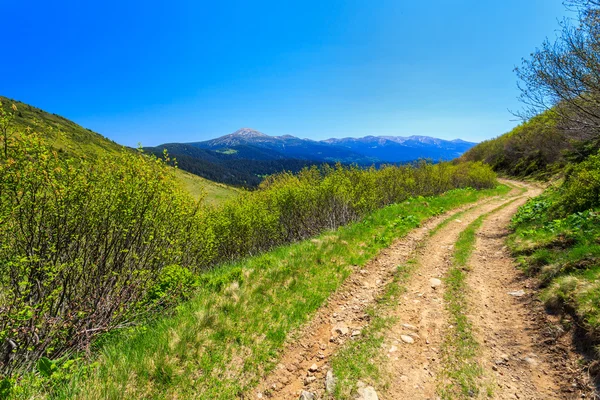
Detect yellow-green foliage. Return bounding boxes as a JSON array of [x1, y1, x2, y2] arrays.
[[462, 110, 566, 178], [0, 120, 203, 375]]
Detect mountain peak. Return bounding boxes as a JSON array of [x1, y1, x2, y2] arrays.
[[231, 128, 268, 138]]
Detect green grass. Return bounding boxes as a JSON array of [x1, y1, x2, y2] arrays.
[[439, 199, 517, 399], [175, 169, 241, 204], [8, 186, 508, 399], [215, 148, 238, 155]]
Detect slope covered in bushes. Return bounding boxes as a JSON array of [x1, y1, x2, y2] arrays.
[[461, 110, 568, 179]]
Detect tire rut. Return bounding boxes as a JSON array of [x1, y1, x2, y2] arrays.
[[381, 187, 527, 400]]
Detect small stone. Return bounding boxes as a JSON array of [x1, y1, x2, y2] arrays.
[[523, 357, 538, 366], [299, 390, 315, 400], [357, 385, 379, 400], [400, 335, 415, 344], [332, 324, 349, 336], [430, 278, 442, 288], [400, 375, 409, 382], [326, 370, 337, 394], [309, 363, 318, 372], [401, 323, 418, 331], [389, 345, 398, 353], [508, 290, 525, 297], [352, 330, 361, 337], [305, 376, 316, 384], [257, 393, 263, 399]]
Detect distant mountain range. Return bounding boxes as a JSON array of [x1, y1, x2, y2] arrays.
[[185, 128, 476, 163], [145, 128, 476, 187]]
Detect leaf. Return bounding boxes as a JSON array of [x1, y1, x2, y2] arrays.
[[36, 356, 54, 377]]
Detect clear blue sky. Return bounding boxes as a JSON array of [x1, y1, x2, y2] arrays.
[[1, 0, 568, 146]]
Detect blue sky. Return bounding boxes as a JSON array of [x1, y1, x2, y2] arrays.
[[2, 0, 568, 146]]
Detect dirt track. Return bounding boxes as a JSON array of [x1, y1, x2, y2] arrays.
[[252, 182, 595, 399]]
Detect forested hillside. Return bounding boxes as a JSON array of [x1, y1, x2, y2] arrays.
[[461, 110, 568, 178]]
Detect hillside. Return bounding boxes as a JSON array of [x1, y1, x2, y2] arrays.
[[0, 96, 239, 204], [460, 110, 568, 179], [143, 142, 329, 187]]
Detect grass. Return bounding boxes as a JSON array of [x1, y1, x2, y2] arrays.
[[174, 169, 241, 204], [8, 186, 509, 399], [439, 199, 517, 399]]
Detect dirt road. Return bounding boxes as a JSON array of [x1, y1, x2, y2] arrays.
[[252, 182, 594, 399]]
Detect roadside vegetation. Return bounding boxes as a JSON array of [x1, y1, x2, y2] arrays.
[[36, 187, 506, 400], [0, 101, 498, 398]]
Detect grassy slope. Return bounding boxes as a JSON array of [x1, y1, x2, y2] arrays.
[[11, 186, 508, 399], [0, 96, 239, 204]]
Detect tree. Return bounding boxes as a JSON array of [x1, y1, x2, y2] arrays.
[[515, 0, 600, 145]]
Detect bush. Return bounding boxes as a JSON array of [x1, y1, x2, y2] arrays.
[[558, 151, 600, 213], [0, 123, 203, 375]]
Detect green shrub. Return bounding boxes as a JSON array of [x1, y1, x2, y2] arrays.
[[559, 151, 600, 213]]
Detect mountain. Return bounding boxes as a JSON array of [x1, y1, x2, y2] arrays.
[[187, 128, 476, 163], [323, 135, 476, 162], [189, 128, 370, 163], [0, 96, 240, 204]]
